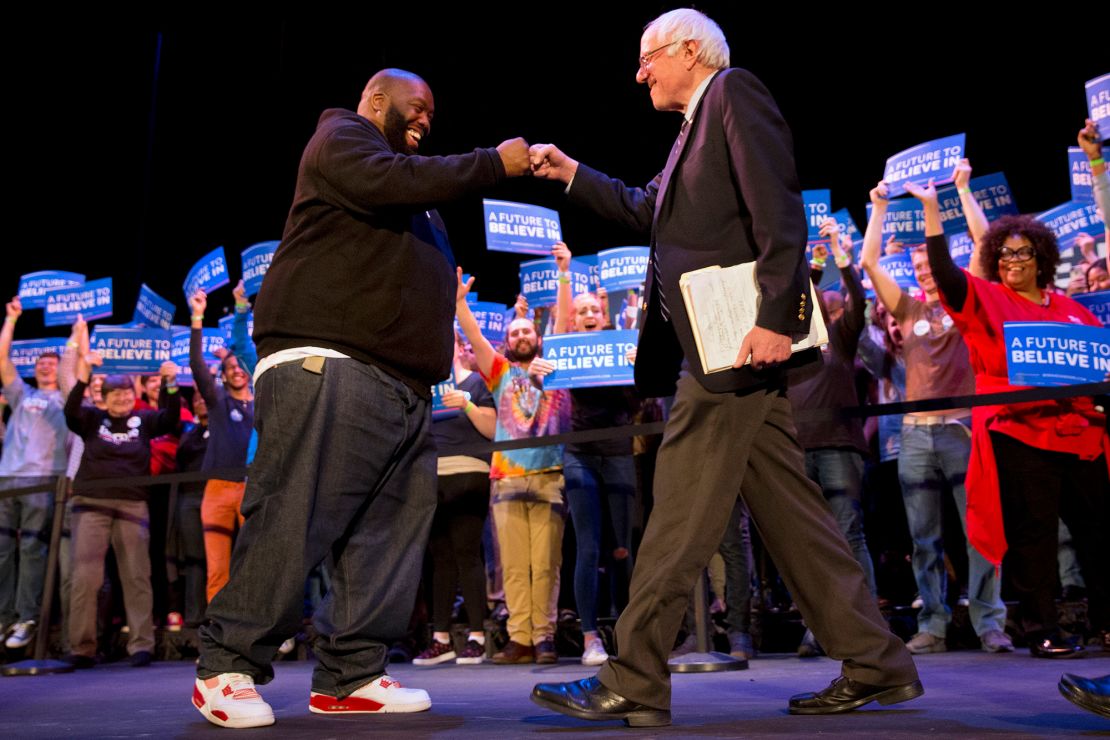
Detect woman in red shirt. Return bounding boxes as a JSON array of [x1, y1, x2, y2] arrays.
[[904, 178, 1109, 659]]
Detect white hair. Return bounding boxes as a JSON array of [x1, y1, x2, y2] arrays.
[[644, 8, 730, 70]]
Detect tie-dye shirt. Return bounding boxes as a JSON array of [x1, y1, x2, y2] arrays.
[[482, 354, 569, 480]]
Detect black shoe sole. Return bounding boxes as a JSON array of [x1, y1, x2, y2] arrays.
[[789, 680, 924, 715], [1058, 681, 1110, 719], [530, 692, 672, 727]]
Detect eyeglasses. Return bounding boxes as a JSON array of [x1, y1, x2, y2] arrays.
[[998, 246, 1035, 262], [639, 40, 679, 69]]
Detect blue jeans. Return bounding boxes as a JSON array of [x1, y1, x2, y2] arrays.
[[563, 452, 635, 633], [0, 477, 56, 624], [898, 422, 1005, 637], [198, 358, 436, 698], [804, 449, 876, 597]]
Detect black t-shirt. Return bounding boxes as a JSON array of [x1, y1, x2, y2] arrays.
[[432, 372, 495, 462], [65, 380, 180, 501], [566, 386, 638, 457]]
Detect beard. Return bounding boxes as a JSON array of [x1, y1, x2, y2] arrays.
[[505, 341, 539, 363], [383, 106, 416, 154]]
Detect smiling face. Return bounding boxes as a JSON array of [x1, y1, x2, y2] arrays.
[[104, 387, 136, 418], [221, 355, 249, 392], [997, 234, 1038, 293], [381, 79, 434, 154], [910, 248, 937, 296], [574, 294, 604, 332], [33, 354, 58, 389], [505, 318, 539, 363], [635, 32, 693, 113]]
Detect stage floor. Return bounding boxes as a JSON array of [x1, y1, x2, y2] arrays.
[[1, 650, 1107, 737]]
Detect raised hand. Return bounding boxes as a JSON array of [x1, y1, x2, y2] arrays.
[[497, 138, 533, 177], [529, 143, 579, 183]]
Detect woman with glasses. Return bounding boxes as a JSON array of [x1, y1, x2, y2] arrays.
[[903, 164, 1110, 659]]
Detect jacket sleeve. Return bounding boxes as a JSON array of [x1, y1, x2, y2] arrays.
[[311, 121, 506, 212], [566, 164, 659, 237], [720, 69, 811, 334], [190, 327, 219, 407]]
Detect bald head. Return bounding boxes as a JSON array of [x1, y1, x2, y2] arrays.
[[357, 68, 434, 154]]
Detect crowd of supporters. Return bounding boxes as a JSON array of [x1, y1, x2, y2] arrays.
[[0, 120, 1107, 670]]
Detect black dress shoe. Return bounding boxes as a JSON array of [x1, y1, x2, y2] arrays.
[[789, 675, 924, 715], [531, 676, 671, 727], [1029, 633, 1085, 659], [1058, 673, 1110, 719]]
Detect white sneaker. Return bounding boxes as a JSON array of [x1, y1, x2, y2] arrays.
[[192, 673, 275, 728], [277, 637, 296, 655], [5, 620, 36, 649], [309, 675, 431, 714], [581, 638, 609, 666]]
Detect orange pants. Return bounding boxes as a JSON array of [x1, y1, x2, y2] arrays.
[[201, 479, 246, 602]]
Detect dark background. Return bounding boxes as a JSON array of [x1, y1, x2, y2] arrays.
[[7, 8, 1104, 335]]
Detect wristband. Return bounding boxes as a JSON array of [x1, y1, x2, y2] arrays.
[[464, 401, 476, 414], [557, 271, 570, 285], [958, 187, 972, 195], [163, 381, 178, 394], [191, 315, 204, 323], [4, 316, 15, 324], [235, 302, 251, 313], [809, 257, 826, 269], [67, 340, 79, 349], [835, 254, 852, 269], [1090, 157, 1105, 167]]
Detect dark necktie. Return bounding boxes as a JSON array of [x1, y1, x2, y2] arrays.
[[653, 118, 689, 323]]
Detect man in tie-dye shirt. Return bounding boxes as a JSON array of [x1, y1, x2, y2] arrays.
[[455, 245, 572, 666]]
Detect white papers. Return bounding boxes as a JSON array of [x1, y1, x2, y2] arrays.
[[679, 262, 828, 374]]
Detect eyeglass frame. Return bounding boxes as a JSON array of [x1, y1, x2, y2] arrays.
[[639, 40, 681, 69], [997, 246, 1036, 262]]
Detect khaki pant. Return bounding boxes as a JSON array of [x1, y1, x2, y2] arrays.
[[69, 497, 154, 658], [491, 473, 565, 645], [201, 479, 246, 603]]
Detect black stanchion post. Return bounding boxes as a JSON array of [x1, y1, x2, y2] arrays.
[[3, 476, 75, 675], [667, 571, 747, 674]]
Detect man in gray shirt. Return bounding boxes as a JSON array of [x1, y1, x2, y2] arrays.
[[0, 296, 71, 650]]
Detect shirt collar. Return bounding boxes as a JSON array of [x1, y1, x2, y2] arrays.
[[684, 71, 718, 125]]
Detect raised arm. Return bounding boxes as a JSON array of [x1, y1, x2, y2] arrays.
[[859, 182, 906, 315], [1080, 119, 1109, 246], [228, 280, 258, 377], [905, 179, 969, 310], [152, 361, 182, 435], [454, 269, 498, 380], [59, 314, 88, 397], [189, 289, 219, 406], [833, 233, 867, 347], [552, 242, 573, 334], [952, 158, 990, 279], [0, 296, 22, 388]]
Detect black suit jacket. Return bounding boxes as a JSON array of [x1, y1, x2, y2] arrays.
[[569, 69, 814, 397]]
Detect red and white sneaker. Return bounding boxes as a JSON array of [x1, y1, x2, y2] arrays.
[[192, 673, 275, 728], [309, 675, 431, 714]]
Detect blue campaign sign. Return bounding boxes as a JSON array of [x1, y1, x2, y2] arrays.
[[241, 241, 279, 297], [469, 301, 511, 345], [879, 253, 919, 290], [867, 200, 925, 245], [934, 185, 969, 236], [948, 232, 975, 270], [89, 326, 173, 374], [17, 271, 85, 310], [541, 330, 638, 390], [831, 208, 860, 241], [1073, 290, 1110, 328], [1087, 74, 1110, 142], [576, 254, 600, 292], [1069, 148, 1094, 202], [183, 246, 231, 303], [171, 326, 225, 387], [883, 134, 965, 198], [1036, 200, 1105, 244], [431, 368, 459, 420], [43, 277, 112, 326], [1004, 321, 1110, 386], [218, 311, 255, 341], [598, 247, 649, 292], [802, 189, 832, 238], [9, 338, 70, 378], [519, 258, 591, 304], [483, 199, 562, 255], [132, 283, 176, 330], [968, 172, 1018, 221]]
